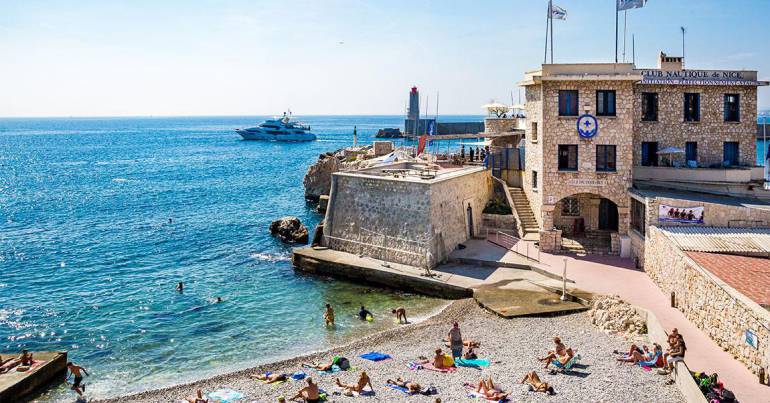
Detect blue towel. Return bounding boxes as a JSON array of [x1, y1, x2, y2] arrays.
[[387, 384, 411, 394], [291, 371, 306, 380], [360, 352, 392, 361], [456, 358, 490, 367]]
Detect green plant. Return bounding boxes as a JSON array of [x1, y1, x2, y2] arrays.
[[483, 198, 512, 215]]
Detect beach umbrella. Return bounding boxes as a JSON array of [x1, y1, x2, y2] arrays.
[[656, 146, 685, 167], [482, 102, 510, 118]]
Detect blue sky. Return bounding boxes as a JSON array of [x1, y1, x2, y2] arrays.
[[1, 0, 768, 117]]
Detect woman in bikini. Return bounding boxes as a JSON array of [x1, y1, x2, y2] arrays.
[[518, 371, 556, 395], [387, 377, 421, 393], [336, 371, 373, 394], [251, 372, 287, 383], [475, 376, 509, 401]]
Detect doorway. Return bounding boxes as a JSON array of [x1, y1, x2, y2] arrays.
[[466, 205, 474, 238], [598, 198, 618, 231]]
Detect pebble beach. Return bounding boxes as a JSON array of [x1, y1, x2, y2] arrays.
[[97, 299, 683, 403]]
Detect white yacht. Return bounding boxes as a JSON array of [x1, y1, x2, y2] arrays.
[[236, 113, 316, 141]]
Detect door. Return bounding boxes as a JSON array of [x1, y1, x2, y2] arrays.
[[598, 199, 619, 231], [641, 142, 659, 166], [723, 142, 739, 166], [466, 205, 474, 238]]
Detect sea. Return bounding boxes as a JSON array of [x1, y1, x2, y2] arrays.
[[0, 115, 480, 401]]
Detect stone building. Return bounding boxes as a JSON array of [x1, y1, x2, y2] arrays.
[[512, 52, 768, 255]]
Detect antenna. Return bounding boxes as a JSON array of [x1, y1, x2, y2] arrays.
[[681, 26, 686, 67]]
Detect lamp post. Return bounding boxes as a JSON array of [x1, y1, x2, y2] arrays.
[[560, 258, 568, 301]]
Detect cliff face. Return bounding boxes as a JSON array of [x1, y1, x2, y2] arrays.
[[303, 147, 372, 201]]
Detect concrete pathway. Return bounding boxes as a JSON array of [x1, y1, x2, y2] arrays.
[[462, 238, 769, 402]]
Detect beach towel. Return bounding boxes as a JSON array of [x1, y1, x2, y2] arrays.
[[291, 371, 306, 380], [639, 351, 663, 369], [360, 352, 391, 362], [456, 358, 490, 368], [207, 388, 244, 403], [387, 384, 412, 394], [407, 361, 424, 371]]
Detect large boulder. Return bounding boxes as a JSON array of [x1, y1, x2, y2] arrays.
[[269, 216, 309, 244], [303, 153, 342, 202]]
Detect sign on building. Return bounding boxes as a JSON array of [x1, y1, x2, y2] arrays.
[[639, 70, 764, 86], [745, 329, 758, 349], [658, 204, 704, 224]]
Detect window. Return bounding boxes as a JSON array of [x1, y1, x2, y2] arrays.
[[559, 90, 579, 116], [630, 198, 646, 236], [685, 142, 698, 165], [532, 171, 538, 189], [724, 94, 740, 122], [596, 145, 617, 172], [723, 142, 739, 166], [558, 145, 578, 171], [531, 121, 538, 142], [684, 93, 700, 122], [641, 92, 658, 121], [596, 90, 616, 116], [561, 197, 580, 216], [641, 142, 659, 166]]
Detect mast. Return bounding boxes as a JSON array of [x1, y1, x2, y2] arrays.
[[549, 0, 554, 63]]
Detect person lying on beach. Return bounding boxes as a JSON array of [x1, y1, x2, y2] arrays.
[[66, 362, 90, 396], [463, 346, 478, 360], [324, 304, 335, 327], [251, 372, 288, 383], [442, 339, 480, 348], [358, 306, 373, 320], [185, 389, 208, 403], [387, 377, 421, 393], [304, 356, 350, 371], [518, 371, 555, 395], [336, 371, 373, 394], [392, 307, 407, 324], [616, 344, 651, 363], [290, 377, 320, 403], [475, 376, 509, 401]]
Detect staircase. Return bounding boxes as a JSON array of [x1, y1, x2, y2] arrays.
[[508, 187, 540, 240]]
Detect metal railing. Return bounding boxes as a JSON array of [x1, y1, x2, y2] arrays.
[[488, 229, 540, 262]]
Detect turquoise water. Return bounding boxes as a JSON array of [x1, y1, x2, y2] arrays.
[[0, 116, 479, 400]]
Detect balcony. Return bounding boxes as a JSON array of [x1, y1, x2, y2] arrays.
[[633, 165, 764, 185]]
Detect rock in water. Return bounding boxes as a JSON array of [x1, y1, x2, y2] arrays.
[[269, 217, 309, 244]]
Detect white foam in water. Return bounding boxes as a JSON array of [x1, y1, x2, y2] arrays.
[[249, 252, 291, 262]]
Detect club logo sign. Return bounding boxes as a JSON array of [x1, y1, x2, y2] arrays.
[[576, 114, 598, 138]]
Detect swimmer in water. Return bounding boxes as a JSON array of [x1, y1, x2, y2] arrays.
[[324, 303, 335, 326], [176, 282, 184, 293], [358, 306, 373, 320], [216, 297, 223, 303]]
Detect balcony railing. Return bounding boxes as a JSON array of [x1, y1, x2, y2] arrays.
[[633, 165, 764, 184]]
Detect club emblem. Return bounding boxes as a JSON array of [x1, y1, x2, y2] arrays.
[[576, 114, 598, 138]]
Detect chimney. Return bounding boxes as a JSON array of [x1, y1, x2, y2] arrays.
[[658, 51, 684, 71]]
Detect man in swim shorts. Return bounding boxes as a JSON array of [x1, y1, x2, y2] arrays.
[[67, 361, 90, 396], [392, 307, 407, 323], [290, 377, 320, 402], [358, 306, 373, 320]]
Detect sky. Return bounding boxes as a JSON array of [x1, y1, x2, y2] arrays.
[[1, 0, 768, 117]]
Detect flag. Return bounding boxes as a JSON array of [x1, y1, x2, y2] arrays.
[[617, 0, 646, 11], [417, 134, 427, 156], [550, 4, 567, 20]]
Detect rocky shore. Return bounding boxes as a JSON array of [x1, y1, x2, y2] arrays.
[[97, 300, 682, 403], [303, 147, 371, 202]]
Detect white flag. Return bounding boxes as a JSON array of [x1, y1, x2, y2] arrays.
[[618, 0, 647, 11], [550, 4, 567, 20]]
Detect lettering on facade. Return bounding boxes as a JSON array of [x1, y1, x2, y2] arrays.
[[639, 70, 762, 86], [567, 178, 607, 187]]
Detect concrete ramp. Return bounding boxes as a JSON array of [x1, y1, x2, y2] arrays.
[[474, 279, 590, 318]]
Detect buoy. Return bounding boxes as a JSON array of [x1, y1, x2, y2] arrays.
[[366, 315, 373, 322]]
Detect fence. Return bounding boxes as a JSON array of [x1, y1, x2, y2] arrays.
[[488, 229, 540, 262]]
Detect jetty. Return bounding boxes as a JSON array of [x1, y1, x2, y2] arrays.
[[0, 351, 67, 402]]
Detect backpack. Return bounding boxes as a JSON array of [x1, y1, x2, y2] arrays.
[[720, 389, 735, 402], [336, 357, 350, 370]]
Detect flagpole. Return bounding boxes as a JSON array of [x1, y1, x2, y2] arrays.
[[622, 10, 627, 62], [615, 0, 619, 63], [549, 0, 554, 63], [632, 34, 635, 65], [544, 1, 550, 64]]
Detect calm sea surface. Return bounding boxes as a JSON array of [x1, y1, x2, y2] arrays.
[[0, 115, 480, 401]]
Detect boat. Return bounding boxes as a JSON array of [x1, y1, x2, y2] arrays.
[[235, 113, 316, 141]]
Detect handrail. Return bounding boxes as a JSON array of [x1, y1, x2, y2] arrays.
[[490, 230, 540, 262], [490, 175, 525, 238]]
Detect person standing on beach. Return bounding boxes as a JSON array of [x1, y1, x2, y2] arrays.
[[392, 307, 407, 324], [324, 303, 335, 327], [66, 361, 90, 396], [448, 322, 463, 359]]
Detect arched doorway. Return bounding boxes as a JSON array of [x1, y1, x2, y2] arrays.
[[553, 193, 619, 254]]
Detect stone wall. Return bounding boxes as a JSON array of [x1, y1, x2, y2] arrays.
[[484, 118, 520, 134], [322, 167, 491, 268], [538, 80, 634, 233], [523, 85, 544, 226], [633, 85, 757, 167], [644, 226, 770, 377]]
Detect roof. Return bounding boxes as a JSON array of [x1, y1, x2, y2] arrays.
[[660, 226, 770, 255], [686, 251, 770, 308], [629, 186, 770, 211]]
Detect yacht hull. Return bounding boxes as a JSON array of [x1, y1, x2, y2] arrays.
[[236, 130, 316, 141]]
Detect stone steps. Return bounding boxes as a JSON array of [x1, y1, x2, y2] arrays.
[[507, 187, 539, 237]]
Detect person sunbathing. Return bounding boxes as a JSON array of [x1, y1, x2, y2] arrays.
[[336, 371, 373, 394], [617, 344, 651, 363], [251, 372, 287, 383], [463, 347, 478, 360], [442, 338, 480, 348], [0, 350, 33, 373], [304, 356, 349, 372], [518, 371, 555, 395], [290, 377, 320, 403], [538, 338, 573, 369], [185, 389, 208, 403], [431, 349, 448, 368], [475, 376, 509, 401], [638, 344, 664, 368], [387, 377, 421, 394]]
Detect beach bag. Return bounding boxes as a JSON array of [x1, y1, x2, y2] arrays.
[[442, 354, 455, 367], [336, 357, 350, 370], [720, 389, 735, 402], [421, 386, 438, 396]]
